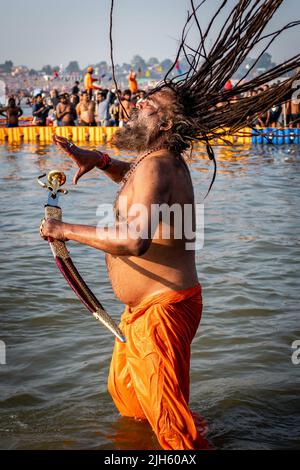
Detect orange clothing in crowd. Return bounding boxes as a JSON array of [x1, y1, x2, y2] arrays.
[[108, 284, 209, 450], [128, 71, 138, 94], [84, 72, 100, 92]]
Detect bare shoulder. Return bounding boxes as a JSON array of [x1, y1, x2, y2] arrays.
[[135, 151, 179, 176], [132, 153, 174, 196]]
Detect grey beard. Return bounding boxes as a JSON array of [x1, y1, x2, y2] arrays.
[[112, 122, 161, 152]]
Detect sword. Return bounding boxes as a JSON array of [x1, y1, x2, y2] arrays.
[[38, 170, 125, 343]]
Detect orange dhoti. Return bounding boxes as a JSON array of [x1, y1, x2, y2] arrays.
[[108, 284, 209, 450]]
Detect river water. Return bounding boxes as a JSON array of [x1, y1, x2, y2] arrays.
[[0, 142, 299, 449]]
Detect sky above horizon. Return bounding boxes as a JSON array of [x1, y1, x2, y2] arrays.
[[0, 0, 299, 69]]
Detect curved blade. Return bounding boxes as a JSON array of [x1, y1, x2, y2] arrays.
[[49, 239, 125, 343], [41, 184, 125, 343]]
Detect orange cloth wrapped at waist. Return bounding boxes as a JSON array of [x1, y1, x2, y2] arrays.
[[108, 284, 209, 450]]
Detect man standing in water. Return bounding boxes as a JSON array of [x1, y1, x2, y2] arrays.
[[40, 87, 209, 450], [39, 0, 300, 451]]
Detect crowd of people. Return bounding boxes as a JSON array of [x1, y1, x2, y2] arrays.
[[0, 71, 299, 129], [29, 86, 146, 127], [0, 67, 143, 128], [246, 84, 300, 128], [0, 87, 147, 128]]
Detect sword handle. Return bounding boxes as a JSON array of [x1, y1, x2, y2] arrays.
[[45, 205, 62, 221], [45, 205, 69, 259]]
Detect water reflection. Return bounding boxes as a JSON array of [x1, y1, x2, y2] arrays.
[[105, 416, 160, 450]]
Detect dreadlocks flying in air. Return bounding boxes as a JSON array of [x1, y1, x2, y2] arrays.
[[42, 0, 300, 450], [112, 0, 300, 191]]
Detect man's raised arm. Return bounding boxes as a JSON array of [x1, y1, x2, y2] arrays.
[[40, 154, 171, 257], [53, 135, 131, 184]]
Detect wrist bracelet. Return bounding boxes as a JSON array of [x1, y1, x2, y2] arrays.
[[100, 153, 112, 170], [93, 150, 112, 170]]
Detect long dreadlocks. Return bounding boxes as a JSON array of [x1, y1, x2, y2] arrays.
[[110, 0, 300, 195]]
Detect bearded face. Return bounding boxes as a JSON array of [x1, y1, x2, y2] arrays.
[[112, 91, 174, 153]]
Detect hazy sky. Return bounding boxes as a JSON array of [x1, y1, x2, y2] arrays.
[[0, 0, 299, 69]]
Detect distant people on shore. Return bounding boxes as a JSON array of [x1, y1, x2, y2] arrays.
[[287, 91, 300, 128], [0, 96, 23, 127], [128, 69, 138, 95], [136, 89, 146, 106], [119, 89, 134, 126], [70, 80, 80, 108], [72, 80, 80, 96], [56, 93, 76, 126], [3, 70, 299, 130], [76, 91, 96, 126], [32, 94, 50, 126], [96, 89, 113, 127], [84, 66, 101, 99], [50, 89, 59, 109], [109, 95, 120, 127]]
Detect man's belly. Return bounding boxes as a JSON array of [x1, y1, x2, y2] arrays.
[[7, 113, 18, 124], [105, 247, 198, 307], [81, 111, 92, 122]]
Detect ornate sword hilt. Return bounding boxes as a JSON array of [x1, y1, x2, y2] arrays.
[[37, 170, 68, 198]]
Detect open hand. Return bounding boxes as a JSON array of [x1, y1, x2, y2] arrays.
[[52, 135, 102, 184], [52, 135, 80, 158]]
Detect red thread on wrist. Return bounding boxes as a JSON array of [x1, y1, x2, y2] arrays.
[[94, 150, 111, 170], [99, 153, 111, 170]]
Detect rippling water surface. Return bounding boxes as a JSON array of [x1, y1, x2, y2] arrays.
[[0, 142, 299, 449]]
